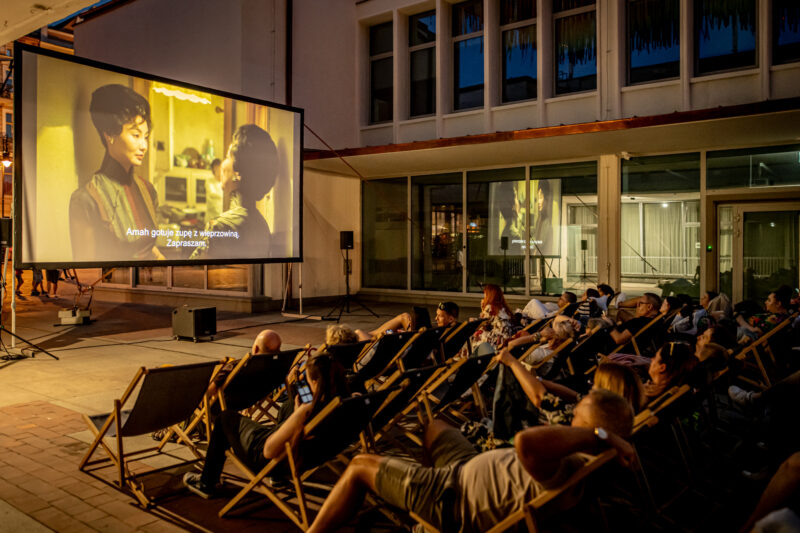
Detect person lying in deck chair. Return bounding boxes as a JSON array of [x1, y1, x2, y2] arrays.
[[306, 388, 635, 533], [183, 352, 350, 498], [205, 329, 283, 399]]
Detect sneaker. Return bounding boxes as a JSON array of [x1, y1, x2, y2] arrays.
[[183, 472, 216, 499], [30, 290, 40, 296], [266, 476, 291, 490], [728, 385, 755, 408]]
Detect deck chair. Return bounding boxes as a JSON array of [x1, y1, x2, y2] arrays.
[[325, 340, 373, 370], [517, 338, 574, 369], [440, 319, 486, 360], [79, 361, 218, 506], [397, 327, 446, 371], [611, 312, 666, 357], [735, 314, 795, 389], [218, 388, 395, 528], [350, 331, 417, 389], [410, 449, 618, 533]]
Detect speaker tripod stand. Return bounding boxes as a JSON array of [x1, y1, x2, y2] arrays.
[[325, 248, 378, 322]]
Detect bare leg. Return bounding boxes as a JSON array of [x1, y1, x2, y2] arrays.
[[307, 454, 382, 533], [740, 452, 800, 533], [354, 329, 373, 342], [422, 419, 456, 467], [368, 312, 412, 337]]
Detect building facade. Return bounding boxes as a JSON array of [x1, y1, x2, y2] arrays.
[[73, 0, 800, 308]]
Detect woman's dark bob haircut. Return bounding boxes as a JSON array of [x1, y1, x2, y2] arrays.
[[89, 84, 152, 148]]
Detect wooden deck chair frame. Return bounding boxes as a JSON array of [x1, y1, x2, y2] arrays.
[[440, 319, 487, 361], [352, 331, 417, 389], [517, 338, 574, 371], [735, 314, 795, 389], [78, 361, 218, 507], [410, 450, 618, 533], [247, 347, 310, 423], [218, 388, 395, 528], [611, 312, 666, 356]]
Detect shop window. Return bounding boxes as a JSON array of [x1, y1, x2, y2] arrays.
[[695, 0, 756, 75], [453, 0, 484, 111], [466, 167, 526, 294], [707, 144, 800, 189], [621, 153, 700, 298], [411, 173, 463, 291], [369, 21, 393, 124], [554, 0, 596, 95], [409, 10, 436, 117], [363, 178, 408, 289], [627, 0, 680, 85], [773, 0, 800, 65], [173, 265, 205, 289], [501, 0, 537, 103], [208, 264, 248, 291], [529, 161, 598, 295]]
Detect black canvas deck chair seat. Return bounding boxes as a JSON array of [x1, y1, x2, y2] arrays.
[[410, 449, 618, 533], [218, 388, 395, 528], [397, 327, 446, 372], [735, 314, 795, 389], [78, 361, 218, 507], [325, 340, 372, 370], [612, 312, 667, 357], [440, 319, 486, 360], [350, 330, 416, 390]]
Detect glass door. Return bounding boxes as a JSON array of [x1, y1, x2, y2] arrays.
[[723, 202, 800, 303]]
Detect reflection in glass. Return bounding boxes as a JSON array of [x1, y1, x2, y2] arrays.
[[501, 0, 535, 25], [208, 265, 247, 291], [173, 265, 205, 289], [454, 37, 484, 110], [103, 267, 130, 285], [621, 153, 700, 297], [466, 168, 525, 294], [410, 11, 436, 46], [555, 10, 597, 95], [718, 206, 733, 297], [773, 1, 800, 65], [412, 173, 463, 291], [695, 0, 756, 75], [707, 145, 800, 189], [136, 267, 166, 286], [627, 0, 680, 84], [503, 25, 537, 102], [363, 178, 408, 289], [452, 0, 483, 36], [742, 211, 799, 303], [370, 21, 393, 55], [410, 48, 436, 116], [370, 57, 393, 123]]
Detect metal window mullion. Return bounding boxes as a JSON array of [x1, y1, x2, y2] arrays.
[[553, 4, 595, 20], [500, 18, 537, 32], [639, 202, 645, 274], [453, 31, 483, 44], [409, 41, 435, 53]]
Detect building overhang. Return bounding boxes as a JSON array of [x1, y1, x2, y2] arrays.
[[304, 97, 800, 178]]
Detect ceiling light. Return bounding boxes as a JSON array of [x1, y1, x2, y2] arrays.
[[1, 152, 10, 168], [661, 202, 668, 208]]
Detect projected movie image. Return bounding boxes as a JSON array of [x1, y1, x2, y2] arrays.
[[17, 46, 302, 267], [488, 179, 561, 256]]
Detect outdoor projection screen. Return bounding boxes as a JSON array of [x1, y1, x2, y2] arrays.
[[14, 44, 303, 268]]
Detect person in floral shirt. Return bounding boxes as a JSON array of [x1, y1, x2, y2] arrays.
[[471, 284, 518, 351]]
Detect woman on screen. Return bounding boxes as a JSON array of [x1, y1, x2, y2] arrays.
[[190, 124, 278, 260], [69, 84, 164, 262], [531, 180, 553, 257]]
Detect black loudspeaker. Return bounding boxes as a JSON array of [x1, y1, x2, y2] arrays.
[[0, 218, 11, 246], [500, 236, 509, 251], [172, 306, 216, 342], [580, 239, 588, 251], [340, 230, 354, 250]]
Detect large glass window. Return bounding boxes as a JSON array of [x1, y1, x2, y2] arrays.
[[410, 11, 436, 117], [453, 0, 484, 111], [695, 0, 756, 76], [136, 267, 167, 287], [627, 0, 679, 85], [773, 1, 800, 65], [529, 161, 598, 295], [466, 167, 526, 294], [411, 173, 463, 291], [554, 0, 596, 95], [363, 178, 408, 289], [707, 144, 800, 189], [208, 265, 248, 291], [369, 21, 393, 123], [501, 0, 537, 103], [621, 153, 700, 298], [173, 265, 205, 289]]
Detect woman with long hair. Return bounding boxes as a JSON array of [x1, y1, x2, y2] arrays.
[[184, 352, 349, 498], [643, 341, 696, 401], [473, 283, 516, 350]]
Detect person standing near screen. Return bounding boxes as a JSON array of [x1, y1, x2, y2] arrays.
[[190, 124, 277, 260], [69, 84, 164, 262]]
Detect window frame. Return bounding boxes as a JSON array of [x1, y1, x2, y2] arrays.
[[369, 21, 394, 125], [409, 10, 437, 118], [499, 4, 538, 104], [693, 0, 758, 77], [452, 0, 485, 112], [625, 0, 681, 86], [552, 2, 598, 97]]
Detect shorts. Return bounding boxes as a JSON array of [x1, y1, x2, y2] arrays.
[[375, 427, 477, 530]]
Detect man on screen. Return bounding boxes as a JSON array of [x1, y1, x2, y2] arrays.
[[69, 84, 164, 262], [190, 124, 278, 260]]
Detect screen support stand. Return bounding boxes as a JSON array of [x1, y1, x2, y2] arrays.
[[281, 263, 328, 321], [325, 249, 378, 322], [0, 248, 58, 360]]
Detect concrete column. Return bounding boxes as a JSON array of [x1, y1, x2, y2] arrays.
[[597, 154, 621, 290]]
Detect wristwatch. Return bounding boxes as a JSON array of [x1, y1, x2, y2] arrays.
[[594, 427, 608, 442]]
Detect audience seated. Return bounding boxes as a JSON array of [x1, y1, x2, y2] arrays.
[[736, 287, 792, 343], [519, 320, 575, 377], [575, 288, 602, 325], [642, 342, 696, 402], [305, 389, 634, 533], [207, 329, 283, 399], [520, 291, 577, 320], [472, 284, 517, 350], [596, 283, 616, 312], [183, 352, 349, 498], [325, 324, 360, 346], [605, 292, 662, 354], [435, 301, 459, 328]]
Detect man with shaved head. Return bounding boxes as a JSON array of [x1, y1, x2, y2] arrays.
[[252, 329, 282, 354]]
